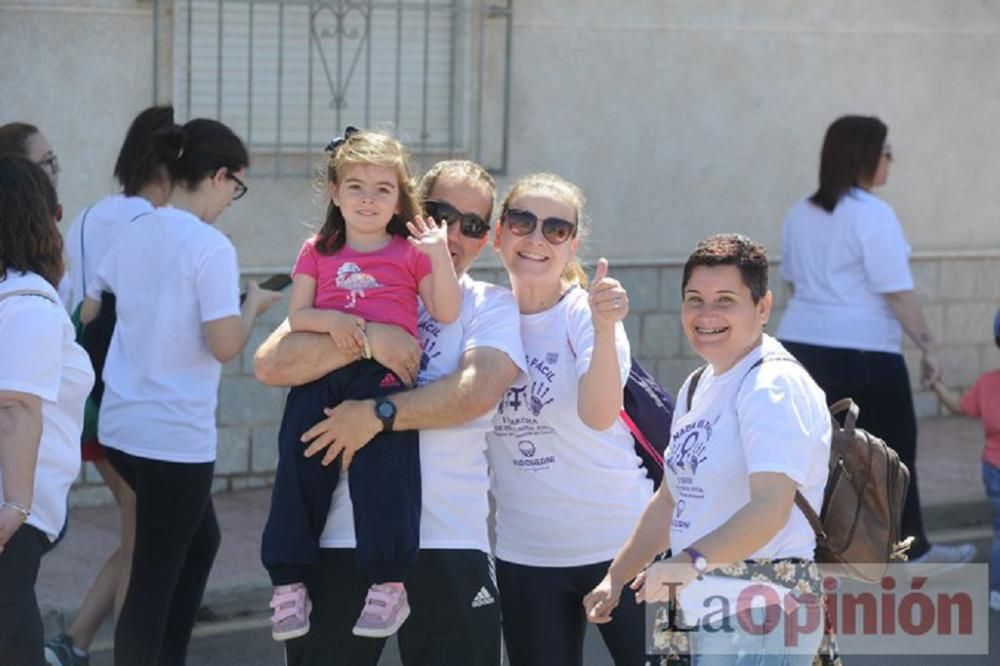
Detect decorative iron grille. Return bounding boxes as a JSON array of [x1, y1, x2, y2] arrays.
[[155, 0, 511, 175]]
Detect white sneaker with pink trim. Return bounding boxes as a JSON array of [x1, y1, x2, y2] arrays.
[[269, 582, 312, 641], [352, 583, 410, 638]]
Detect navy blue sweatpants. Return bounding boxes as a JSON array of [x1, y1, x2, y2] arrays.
[[261, 359, 420, 585]]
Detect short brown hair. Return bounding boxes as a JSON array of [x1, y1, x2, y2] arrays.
[[682, 234, 769, 303], [0, 122, 39, 157], [0, 154, 63, 288]]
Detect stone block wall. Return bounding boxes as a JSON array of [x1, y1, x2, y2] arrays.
[[68, 256, 1000, 506]]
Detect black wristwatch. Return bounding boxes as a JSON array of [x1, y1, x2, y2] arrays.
[[374, 397, 397, 432]]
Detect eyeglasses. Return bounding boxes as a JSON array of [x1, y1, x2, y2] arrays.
[[36, 154, 60, 175], [883, 144, 893, 162], [501, 207, 577, 245], [424, 199, 490, 239], [227, 172, 248, 200]]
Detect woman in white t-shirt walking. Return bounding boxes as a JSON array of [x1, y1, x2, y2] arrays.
[[777, 115, 974, 566], [486, 173, 652, 665], [80, 118, 282, 665], [45, 104, 176, 666], [0, 155, 94, 666], [585, 234, 831, 664]]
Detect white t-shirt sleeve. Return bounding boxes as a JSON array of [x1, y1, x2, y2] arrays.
[[86, 245, 115, 300], [196, 241, 241, 323], [0, 299, 63, 400], [858, 206, 914, 294], [736, 365, 827, 487], [566, 292, 631, 386], [463, 287, 527, 373]]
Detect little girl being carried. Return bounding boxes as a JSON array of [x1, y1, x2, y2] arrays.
[[261, 128, 460, 641]]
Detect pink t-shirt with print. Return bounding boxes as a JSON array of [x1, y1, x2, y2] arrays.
[[959, 369, 1000, 469], [293, 235, 431, 338]]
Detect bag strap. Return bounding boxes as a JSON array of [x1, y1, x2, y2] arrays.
[[686, 365, 707, 412], [620, 409, 664, 465], [0, 288, 58, 305], [78, 205, 94, 296]]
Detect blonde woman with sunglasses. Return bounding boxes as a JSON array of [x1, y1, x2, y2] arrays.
[[486, 173, 652, 665]]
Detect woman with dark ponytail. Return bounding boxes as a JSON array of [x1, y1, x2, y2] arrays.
[[44, 105, 176, 666], [79, 118, 282, 665]]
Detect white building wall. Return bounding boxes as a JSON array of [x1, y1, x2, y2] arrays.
[[3, 1, 999, 504]]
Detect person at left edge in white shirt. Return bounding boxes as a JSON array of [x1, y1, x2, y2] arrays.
[[487, 173, 653, 666], [585, 234, 831, 665], [0, 155, 94, 666]]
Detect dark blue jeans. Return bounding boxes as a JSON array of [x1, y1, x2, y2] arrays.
[[983, 461, 1000, 592], [262, 359, 420, 585]]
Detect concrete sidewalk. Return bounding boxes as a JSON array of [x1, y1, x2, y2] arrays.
[[37, 415, 994, 636]]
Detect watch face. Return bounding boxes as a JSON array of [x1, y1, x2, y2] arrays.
[[695, 556, 708, 572], [377, 401, 395, 418]]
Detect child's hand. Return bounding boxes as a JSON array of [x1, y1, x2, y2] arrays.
[[406, 216, 449, 258], [328, 313, 367, 352]]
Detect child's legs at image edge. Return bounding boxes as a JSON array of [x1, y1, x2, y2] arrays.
[[983, 461, 1000, 591], [344, 360, 421, 583]]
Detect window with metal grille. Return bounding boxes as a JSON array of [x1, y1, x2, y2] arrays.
[[166, 0, 510, 175]]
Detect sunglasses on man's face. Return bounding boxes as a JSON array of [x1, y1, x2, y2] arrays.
[[424, 199, 490, 239], [502, 207, 577, 245]]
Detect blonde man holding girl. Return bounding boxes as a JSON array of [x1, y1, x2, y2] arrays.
[[254, 159, 524, 666]]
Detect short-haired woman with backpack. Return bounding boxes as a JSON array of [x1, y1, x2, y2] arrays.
[[585, 234, 832, 664]]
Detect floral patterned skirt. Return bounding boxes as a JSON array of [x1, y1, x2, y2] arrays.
[[650, 558, 842, 666]]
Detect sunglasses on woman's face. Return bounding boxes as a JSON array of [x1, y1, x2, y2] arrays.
[[502, 208, 577, 245], [424, 199, 490, 239]]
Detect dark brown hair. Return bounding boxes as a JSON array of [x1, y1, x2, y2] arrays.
[[810, 115, 888, 213], [152, 118, 248, 190], [0, 122, 40, 157], [317, 129, 420, 255], [0, 154, 64, 287], [682, 233, 769, 303], [115, 105, 175, 196]]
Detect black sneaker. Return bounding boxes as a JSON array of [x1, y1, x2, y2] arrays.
[[44, 633, 90, 666]]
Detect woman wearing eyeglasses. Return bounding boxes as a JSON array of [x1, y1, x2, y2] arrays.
[[0, 122, 61, 190], [79, 118, 282, 665], [486, 173, 652, 665], [777, 115, 975, 567]]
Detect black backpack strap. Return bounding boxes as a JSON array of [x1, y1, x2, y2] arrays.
[[685, 365, 707, 412]]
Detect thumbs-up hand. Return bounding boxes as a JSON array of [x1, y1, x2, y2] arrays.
[[588, 257, 628, 332]]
